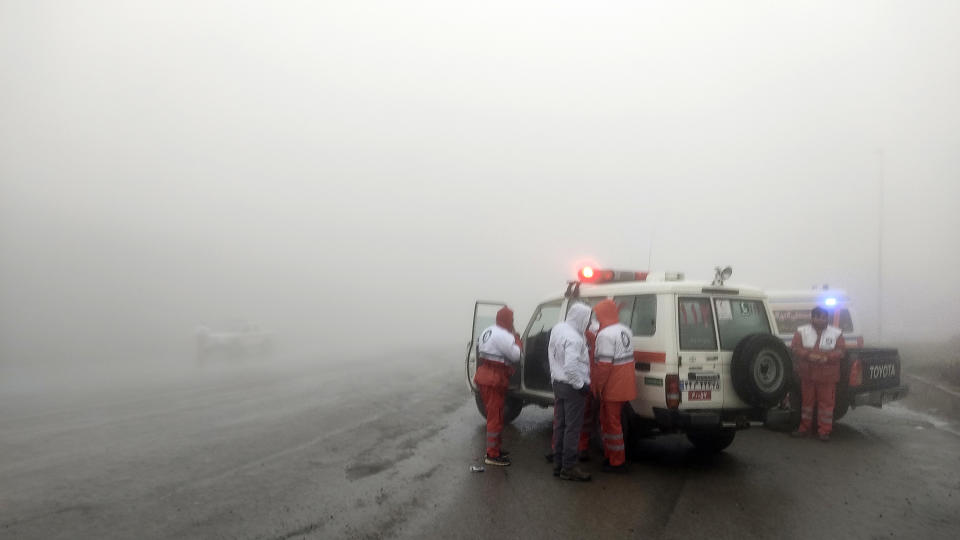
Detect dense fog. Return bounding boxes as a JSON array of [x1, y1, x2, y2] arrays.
[[1, 1, 958, 383]]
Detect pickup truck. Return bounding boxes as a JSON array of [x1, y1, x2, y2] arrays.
[[765, 290, 909, 428]]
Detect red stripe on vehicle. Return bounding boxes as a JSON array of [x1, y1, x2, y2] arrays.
[[634, 351, 667, 363]]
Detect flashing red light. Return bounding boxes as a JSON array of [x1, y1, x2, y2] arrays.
[[577, 267, 650, 284]]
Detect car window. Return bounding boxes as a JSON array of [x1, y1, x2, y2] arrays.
[[774, 308, 854, 334], [473, 303, 504, 342], [568, 296, 602, 314], [628, 294, 656, 337], [611, 296, 635, 328], [525, 301, 563, 341], [524, 300, 563, 360], [678, 297, 717, 350], [835, 309, 854, 333], [567, 295, 655, 337], [773, 309, 808, 334], [474, 315, 495, 338], [716, 299, 770, 351]]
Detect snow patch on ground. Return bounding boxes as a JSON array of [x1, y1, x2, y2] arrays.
[[882, 402, 960, 438]]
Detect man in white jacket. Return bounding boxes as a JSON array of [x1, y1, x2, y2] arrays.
[[548, 302, 592, 481]]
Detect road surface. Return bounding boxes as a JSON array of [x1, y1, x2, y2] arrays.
[[1, 346, 958, 539]]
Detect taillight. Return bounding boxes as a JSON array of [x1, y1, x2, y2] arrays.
[[849, 358, 862, 387], [665, 374, 682, 409]]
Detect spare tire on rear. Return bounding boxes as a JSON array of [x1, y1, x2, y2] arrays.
[[731, 333, 793, 408]]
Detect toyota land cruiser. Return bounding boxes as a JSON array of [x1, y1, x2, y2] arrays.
[[465, 267, 792, 453]]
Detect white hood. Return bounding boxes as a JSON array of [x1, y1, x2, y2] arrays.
[[565, 302, 591, 335], [548, 301, 592, 388]]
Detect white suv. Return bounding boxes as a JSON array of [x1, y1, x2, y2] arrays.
[[466, 269, 792, 453]]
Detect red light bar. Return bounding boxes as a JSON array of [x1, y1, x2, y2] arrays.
[[577, 267, 649, 284]]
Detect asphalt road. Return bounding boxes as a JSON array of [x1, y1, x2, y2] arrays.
[[2, 347, 958, 539]]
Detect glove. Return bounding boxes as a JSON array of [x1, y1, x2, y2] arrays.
[[579, 383, 591, 396]]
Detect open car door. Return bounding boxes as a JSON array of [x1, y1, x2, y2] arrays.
[[466, 301, 507, 392]]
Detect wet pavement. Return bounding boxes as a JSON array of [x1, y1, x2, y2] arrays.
[[2, 347, 958, 539]]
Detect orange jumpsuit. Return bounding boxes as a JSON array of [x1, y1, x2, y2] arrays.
[[791, 324, 846, 436], [592, 299, 637, 467], [474, 307, 521, 458]]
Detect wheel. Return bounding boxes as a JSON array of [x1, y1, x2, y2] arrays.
[[503, 396, 523, 423], [771, 378, 847, 429], [833, 378, 850, 421], [686, 429, 736, 453], [473, 392, 524, 424], [763, 377, 802, 432], [833, 391, 850, 421], [787, 379, 802, 427], [731, 334, 793, 408]]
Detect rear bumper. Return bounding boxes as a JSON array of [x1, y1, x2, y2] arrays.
[[851, 384, 910, 408], [653, 407, 767, 431]]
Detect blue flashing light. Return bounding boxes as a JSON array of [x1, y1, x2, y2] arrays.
[[824, 297, 837, 307]]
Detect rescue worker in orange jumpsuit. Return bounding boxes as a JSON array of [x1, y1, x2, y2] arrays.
[[592, 299, 637, 472], [791, 306, 846, 441], [474, 306, 522, 465]]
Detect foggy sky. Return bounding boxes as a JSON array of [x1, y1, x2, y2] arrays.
[[1, 1, 958, 368]]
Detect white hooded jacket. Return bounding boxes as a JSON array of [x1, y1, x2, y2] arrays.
[[548, 302, 592, 389], [477, 324, 521, 365]]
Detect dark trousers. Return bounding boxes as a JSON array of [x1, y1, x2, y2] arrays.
[[552, 381, 586, 470]]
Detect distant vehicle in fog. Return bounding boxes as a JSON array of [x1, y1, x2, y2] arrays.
[[196, 321, 274, 363]]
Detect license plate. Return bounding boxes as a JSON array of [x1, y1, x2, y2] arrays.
[[688, 390, 712, 401], [682, 374, 720, 391], [867, 364, 897, 379]]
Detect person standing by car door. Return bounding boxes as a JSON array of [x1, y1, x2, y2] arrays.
[[546, 314, 598, 464], [791, 306, 847, 441], [548, 302, 592, 481], [592, 299, 637, 473], [474, 306, 522, 466]]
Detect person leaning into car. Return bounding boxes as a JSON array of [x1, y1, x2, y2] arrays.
[[790, 306, 846, 441], [474, 306, 522, 466]]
